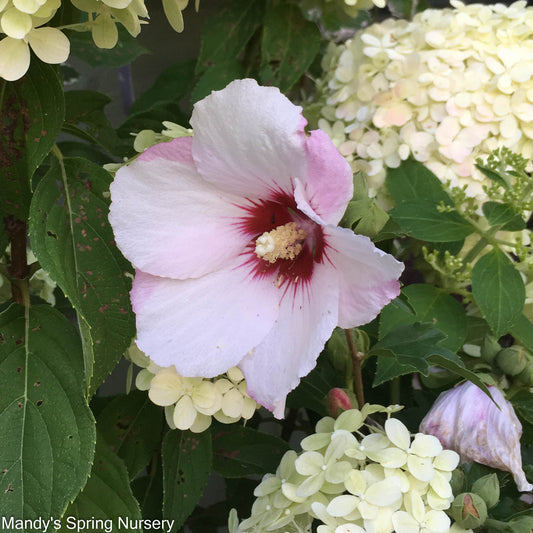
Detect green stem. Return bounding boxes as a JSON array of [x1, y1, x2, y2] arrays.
[[4, 217, 30, 305], [390, 378, 401, 405], [345, 329, 365, 409], [461, 236, 489, 266]]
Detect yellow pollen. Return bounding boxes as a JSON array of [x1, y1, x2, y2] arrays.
[[255, 222, 307, 264]]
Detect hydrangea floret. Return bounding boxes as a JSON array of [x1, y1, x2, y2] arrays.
[[317, 0, 533, 201], [228, 405, 468, 533], [109, 78, 403, 419], [128, 342, 258, 433], [420, 381, 533, 492]]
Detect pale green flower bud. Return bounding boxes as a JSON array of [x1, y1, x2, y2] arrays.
[[516, 361, 533, 386], [480, 334, 501, 364], [450, 493, 487, 530], [496, 346, 528, 376], [449, 468, 465, 496], [471, 473, 500, 509]]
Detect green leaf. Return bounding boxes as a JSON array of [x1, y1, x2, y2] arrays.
[[212, 425, 290, 478], [342, 198, 389, 238], [69, 27, 148, 67], [0, 304, 95, 520], [386, 159, 454, 206], [287, 354, 342, 415], [196, 0, 265, 74], [162, 430, 212, 532], [259, 3, 321, 92], [29, 157, 135, 396], [390, 201, 474, 242], [97, 391, 163, 480], [0, 60, 64, 221], [380, 284, 467, 352], [510, 314, 533, 353], [475, 162, 509, 189], [60, 434, 142, 532], [511, 390, 533, 426], [192, 59, 246, 103], [371, 322, 465, 386], [129, 59, 196, 116], [472, 249, 525, 337], [482, 202, 526, 231], [63, 90, 130, 156], [119, 102, 189, 138]]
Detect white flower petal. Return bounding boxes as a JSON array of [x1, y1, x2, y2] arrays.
[[109, 137, 251, 280], [131, 266, 279, 378], [173, 395, 197, 430], [385, 418, 412, 450], [27, 27, 69, 64], [0, 36, 30, 81], [1, 8, 32, 38], [191, 79, 307, 198]]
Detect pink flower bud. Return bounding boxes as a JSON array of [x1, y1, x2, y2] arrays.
[[420, 381, 532, 492], [327, 388, 353, 417]]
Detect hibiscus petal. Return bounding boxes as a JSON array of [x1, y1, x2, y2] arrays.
[[190, 79, 307, 198], [109, 137, 250, 279], [324, 226, 403, 328], [131, 265, 280, 377], [239, 262, 339, 418], [302, 129, 353, 225]]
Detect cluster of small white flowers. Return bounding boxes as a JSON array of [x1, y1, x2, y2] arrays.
[[70, 0, 149, 50], [317, 0, 533, 201], [0, 0, 69, 81], [229, 406, 469, 533], [128, 342, 258, 434], [0, 0, 195, 80]]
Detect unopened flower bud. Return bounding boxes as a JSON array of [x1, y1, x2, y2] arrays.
[[496, 347, 528, 376], [450, 493, 487, 529], [327, 388, 353, 418], [480, 334, 501, 364], [420, 381, 533, 492], [516, 361, 533, 386], [450, 468, 466, 496], [472, 473, 500, 509]]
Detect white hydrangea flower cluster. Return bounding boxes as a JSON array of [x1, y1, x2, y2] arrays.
[[128, 342, 258, 434], [0, 0, 195, 80], [317, 0, 533, 201], [70, 0, 149, 50], [0, 0, 69, 81], [230, 406, 469, 533]]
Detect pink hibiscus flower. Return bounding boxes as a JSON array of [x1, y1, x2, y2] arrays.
[[109, 79, 403, 418]]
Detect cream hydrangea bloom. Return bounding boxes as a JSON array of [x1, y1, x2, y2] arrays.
[[230, 406, 463, 533], [128, 341, 259, 433], [317, 0, 533, 200], [0, 0, 68, 80]]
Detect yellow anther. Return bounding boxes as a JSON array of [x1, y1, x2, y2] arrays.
[[255, 222, 307, 264]]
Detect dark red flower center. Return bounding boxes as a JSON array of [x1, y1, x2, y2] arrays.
[[237, 191, 326, 292]]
